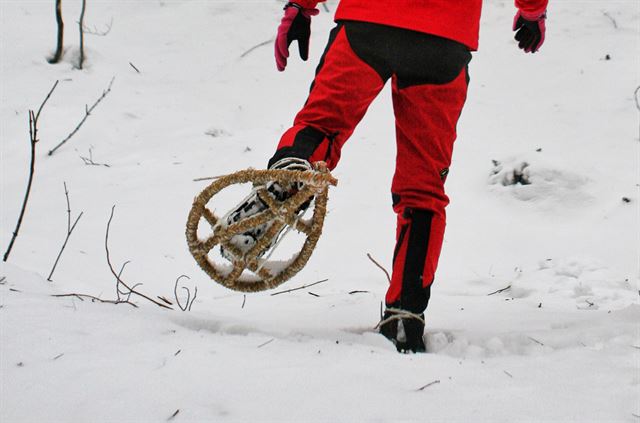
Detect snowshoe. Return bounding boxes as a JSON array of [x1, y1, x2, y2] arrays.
[[379, 308, 426, 353], [186, 160, 337, 292]]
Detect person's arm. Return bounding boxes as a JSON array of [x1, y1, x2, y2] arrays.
[[275, 1, 326, 71], [513, 0, 549, 53]]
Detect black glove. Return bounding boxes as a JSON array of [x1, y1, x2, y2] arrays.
[[513, 10, 547, 53], [275, 3, 319, 71]]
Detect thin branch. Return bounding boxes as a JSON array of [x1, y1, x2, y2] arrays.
[[487, 285, 511, 296], [188, 287, 197, 311], [174, 275, 197, 311], [78, 0, 87, 69], [129, 62, 141, 73], [35, 81, 59, 122], [348, 290, 370, 295], [168, 409, 180, 421], [157, 296, 174, 306], [241, 294, 246, 308], [240, 39, 273, 59], [105, 205, 173, 309], [79, 148, 110, 167], [52, 293, 137, 307], [602, 11, 618, 29], [257, 338, 274, 348], [3, 81, 59, 262], [528, 336, 545, 346], [48, 0, 64, 63], [47, 182, 84, 281], [634, 86, 640, 141], [193, 175, 225, 182], [82, 17, 113, 36], [48, 77, 115, 156], [416, 380, 440, 391], [504, 370, 514, 378], [366, 253, 391, 284], [270, 279, 328, 296]]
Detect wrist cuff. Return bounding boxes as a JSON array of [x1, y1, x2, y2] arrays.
[[519, 9, 547, 20]]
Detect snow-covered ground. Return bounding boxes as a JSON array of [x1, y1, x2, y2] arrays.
[[1, 1, 639, 422]]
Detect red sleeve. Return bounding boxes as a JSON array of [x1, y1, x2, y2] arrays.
[[515, 0, 548, 15], [294, 0, 326, 8]]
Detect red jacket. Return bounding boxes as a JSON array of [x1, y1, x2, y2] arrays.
[[296, 0, 548, 51]]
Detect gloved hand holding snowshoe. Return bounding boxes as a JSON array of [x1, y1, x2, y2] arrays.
[[512, 9, 547, 53], [275, 2, 321, 71]]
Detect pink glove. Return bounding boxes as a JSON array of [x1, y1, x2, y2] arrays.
[[512, 10, 547, 53], [275, 2, 319, 72]]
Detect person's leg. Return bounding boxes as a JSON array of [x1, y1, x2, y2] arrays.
[[268, 22, 390, 170], [387, 67, 470, 315], [380, 32, 471, 351]]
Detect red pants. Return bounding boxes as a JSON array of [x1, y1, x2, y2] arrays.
[[269, 22, 471, 313]]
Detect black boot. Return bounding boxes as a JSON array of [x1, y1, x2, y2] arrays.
[[379, 308, 426, 353]]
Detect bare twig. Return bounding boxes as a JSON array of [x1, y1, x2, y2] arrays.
[[366, 253, 391, 284], [270, 279, 328, 296], [193, 175, 225, 182], [528, 336, 545, 346], [487, 285, 511, 296], [78, 0, 87, 69], [48, 0, 64, 63], [80, 148, 110, 167], [3, 81, 59, 262], [322, 3, 329, 12], [47, 182, 84, 281], [52, 293, 138, 307], [53, 353, 65, 360], [257, 338, 274, 348], [105, 205, 173, 309], [240, 39, 273, 59], [634, 86, 640, 141], [416, 380, 440, 391], [348, 290, 370, 295], [168, 409, 180, 421], [82, 18, 113, 36], [48, 77, 115, 156], [174, 275, 197, 311], [129, 62, 141, 73], [308, 292, 320, 297], [157, 296, 173, 306], [602, 11, 618, 29], [504, 370, 514, 378], [241, 294, 246, 308]]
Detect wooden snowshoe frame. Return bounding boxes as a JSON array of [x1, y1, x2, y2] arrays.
[[186, 162, 337, 293]]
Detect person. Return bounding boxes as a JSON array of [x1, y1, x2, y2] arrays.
[[227, 0, 549, 353]]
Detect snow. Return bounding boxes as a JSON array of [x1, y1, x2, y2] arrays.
[[1, 1, 639, 422]]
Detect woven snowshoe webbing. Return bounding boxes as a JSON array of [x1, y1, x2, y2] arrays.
[[186, 162, 337, 292]]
